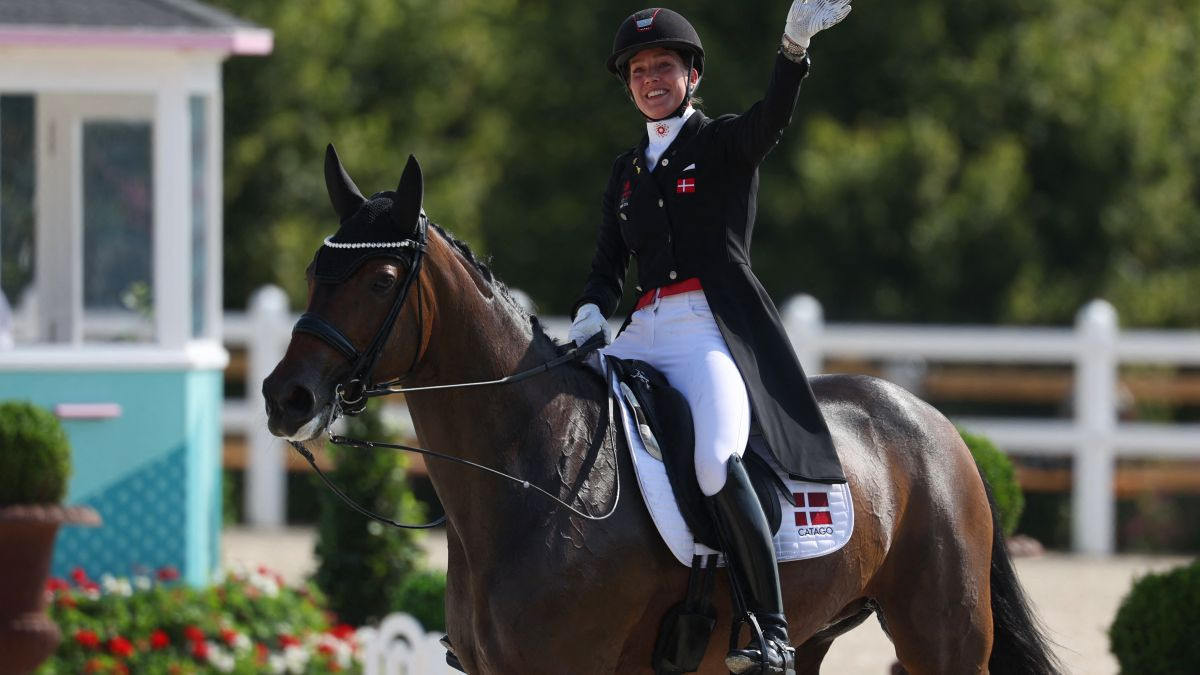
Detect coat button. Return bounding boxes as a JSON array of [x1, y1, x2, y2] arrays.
[[619, 213, 627, 221], [661, 158, 669, 167], [657, 199, 664, 207], [669, 271, 678, 280]]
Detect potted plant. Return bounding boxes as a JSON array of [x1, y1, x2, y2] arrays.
[[0, 400, 100, 673]]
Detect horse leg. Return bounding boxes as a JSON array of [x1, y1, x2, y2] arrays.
[[870, 498, 994, 673], [785, 599, 874, 674]]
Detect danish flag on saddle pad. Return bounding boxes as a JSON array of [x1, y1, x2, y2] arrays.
[[676, 178, 696, 194], [794, 491, 833, 526]]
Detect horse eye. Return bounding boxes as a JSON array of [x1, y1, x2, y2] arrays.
[[372, 273, 397, 292]]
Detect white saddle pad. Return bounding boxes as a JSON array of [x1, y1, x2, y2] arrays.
[[607, 360, 854, 567]]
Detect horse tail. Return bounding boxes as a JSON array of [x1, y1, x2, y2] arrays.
[[981, 472, 1062, 675]]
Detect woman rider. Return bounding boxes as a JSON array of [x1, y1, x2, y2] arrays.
[[568, 3, 852, 673]]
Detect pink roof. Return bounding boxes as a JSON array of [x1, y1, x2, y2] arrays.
[[0, 25, 272, 55]]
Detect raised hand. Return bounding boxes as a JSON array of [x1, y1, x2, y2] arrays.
[[784, 0, 852, 50]]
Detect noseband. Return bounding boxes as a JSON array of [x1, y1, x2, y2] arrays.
[[293, 215, 429, 415]]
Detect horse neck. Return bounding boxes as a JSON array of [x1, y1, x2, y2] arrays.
[[402, 234, 588, 539]]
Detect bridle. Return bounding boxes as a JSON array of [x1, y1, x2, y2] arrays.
[[293, 214, 431, 416], [287, 220, 618, 529]]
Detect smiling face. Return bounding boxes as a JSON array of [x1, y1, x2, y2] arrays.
[[626, 47, 698, 120]]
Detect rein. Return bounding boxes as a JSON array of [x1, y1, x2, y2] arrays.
[[289, 334, 615, 529], [290, 220, 620, 529]]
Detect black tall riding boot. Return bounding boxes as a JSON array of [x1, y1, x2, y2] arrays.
[[709, 455, 794, 675]]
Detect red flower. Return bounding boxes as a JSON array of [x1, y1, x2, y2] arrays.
[[278, 634, 301, 648], [220, 628, 238, 645], [83, 659, 103, 673], [71, 567, 91, 584], [318, 642, 335, 655], [56, 594, 77, 609], [183, 625, 205, 642], [156, 566, 180, 582], [331, 624, 356, 641], [192, 639, 209, 661], [150, 629, 171, 649], [108, 635, 134, 657], [255, 643, 270, 664], [74, 629, 100, 649], [114, 665, 130, 675], [45, 577, 70, 593]]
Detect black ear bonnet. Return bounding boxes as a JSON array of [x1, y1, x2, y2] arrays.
[[313, 144, 426, 284]]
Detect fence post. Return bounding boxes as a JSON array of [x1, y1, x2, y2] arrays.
[[246, 285, 289, 527], [1073, 299, 1118, 555], [783, 294, 825, 375]]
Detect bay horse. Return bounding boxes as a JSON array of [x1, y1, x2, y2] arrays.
[[262, 149, 1059, 674]]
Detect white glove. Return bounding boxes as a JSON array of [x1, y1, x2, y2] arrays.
[[569, 303, 611, 347], [784, 0, 852, 50]]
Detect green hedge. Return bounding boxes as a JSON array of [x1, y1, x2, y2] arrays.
[[0, 400, 72, 506], [960, 428, 1024, 537], [1110, 559, 1200, 673]]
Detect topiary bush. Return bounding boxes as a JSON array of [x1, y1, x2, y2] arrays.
[[395, 569, 447, 632], [1110, 559, 1200, 673], [312, 406, 428, 627], [960, 428, 1024, 536], [0, 400, 72, 506]]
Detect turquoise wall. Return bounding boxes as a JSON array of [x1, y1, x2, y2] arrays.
[[0, 369, 223, 585]]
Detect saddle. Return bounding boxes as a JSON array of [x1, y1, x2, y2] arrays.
[[607, 357, 793, 549], [607, 357, 795, 674]]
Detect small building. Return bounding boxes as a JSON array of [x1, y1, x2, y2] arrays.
[[0, 0, 271, 585]]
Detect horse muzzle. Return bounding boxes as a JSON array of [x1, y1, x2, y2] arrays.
[[262, 368, 333, 441]]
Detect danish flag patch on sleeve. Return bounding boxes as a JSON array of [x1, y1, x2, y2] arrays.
[[676, 178, 695, 194]]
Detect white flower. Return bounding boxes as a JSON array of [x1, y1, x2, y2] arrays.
[[283, 645, 309, 674], [208, 643, 235, 673], [134, 575, 152, 591], [248, 570, 280, 598], [268, 654, 287, 674], [230, 632, 252, 652]]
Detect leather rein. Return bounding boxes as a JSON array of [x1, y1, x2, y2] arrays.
[[288, 220, 618, 529]]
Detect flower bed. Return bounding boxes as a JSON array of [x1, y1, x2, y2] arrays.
[[40, 564, 363, 674]]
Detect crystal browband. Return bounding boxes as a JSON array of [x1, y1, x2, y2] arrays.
[[322, 237, 423, 250]]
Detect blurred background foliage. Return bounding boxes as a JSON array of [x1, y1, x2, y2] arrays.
[[212, 0, 1200, 328]]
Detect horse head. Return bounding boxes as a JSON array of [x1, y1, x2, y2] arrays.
[[262, 144, 429, 440]]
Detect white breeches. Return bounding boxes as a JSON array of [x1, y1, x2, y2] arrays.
[[603, 290, 751, 496]]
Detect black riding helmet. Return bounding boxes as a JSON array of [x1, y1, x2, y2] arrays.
[[607, 8, 705, 119]]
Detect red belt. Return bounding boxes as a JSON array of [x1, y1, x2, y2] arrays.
[[635, 277, 703, 311]]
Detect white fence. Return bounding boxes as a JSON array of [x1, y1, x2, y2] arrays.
[[357, 613, 457, 675], [225, 287, 1200, 554]]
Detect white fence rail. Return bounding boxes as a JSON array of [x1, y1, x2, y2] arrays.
[[225, 288, 1200, 554]]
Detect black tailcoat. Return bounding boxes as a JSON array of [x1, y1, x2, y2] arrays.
[[576, 52, 846, 483]]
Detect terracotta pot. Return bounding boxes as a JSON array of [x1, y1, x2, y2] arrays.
[[0, 505, 100, 675]]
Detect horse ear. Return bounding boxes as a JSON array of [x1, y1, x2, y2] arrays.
[[392, 154, 423, 233], [324, 144, 366, 222]]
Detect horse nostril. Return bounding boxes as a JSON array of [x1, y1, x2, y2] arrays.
[[282, 385, 317, 419]]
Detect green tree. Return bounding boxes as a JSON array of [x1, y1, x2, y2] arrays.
[[215, 0, 1200, 329]]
